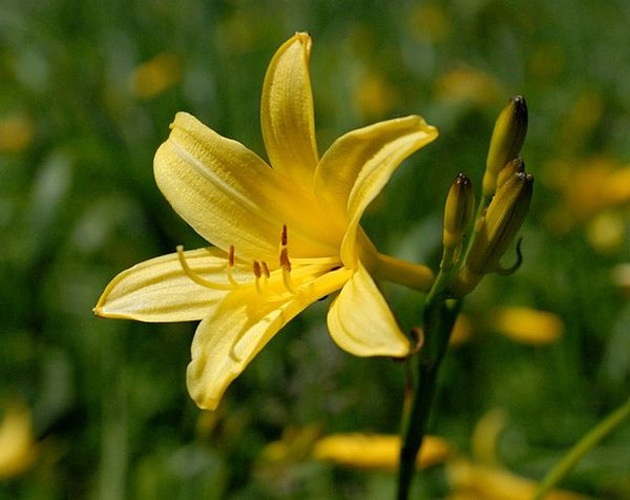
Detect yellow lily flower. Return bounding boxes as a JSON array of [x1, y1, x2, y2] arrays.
[[94, 33, 437, 410]]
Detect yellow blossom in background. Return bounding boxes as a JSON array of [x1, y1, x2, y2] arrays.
[[546, 157, 630, 228], [95, 33, 438, 410], [470, 408, 506, 465], [448, 314, 474, 346], [354, 73, 398, 121], [448, 307, 563, 347], [556, 91, 604, 158], [564, 159, 630, 217], [490, 306, 564, 345], [0, 403, 37, 479], [0, 114, 34, 153], [408, 4, 452, 43], [258, 425, 323, 464], [434, 66, 503, 107], [612, 263, 630, 296], [313, 433, 451, 470], [584, 211, 626, 254], [130, 52, 182, 99], [308, 424, 590, 499], [447, 460, 591, 500], [447, 409, 592, 500]]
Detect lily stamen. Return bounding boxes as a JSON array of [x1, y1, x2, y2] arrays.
[[253, 260, 267, 295], [280, 247, 296, 294], [226, 245, 239, 288], [281, 224, 288, 247], [176, 245, 232, 291], [261, 261, 271, 279]]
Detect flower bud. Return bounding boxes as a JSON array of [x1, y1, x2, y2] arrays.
[[451, 170, 533, 295], [496, 157, 525, 191], [469, 171, 533, 273], [443, 173, 475, 251], [483, 96, 528, 198]]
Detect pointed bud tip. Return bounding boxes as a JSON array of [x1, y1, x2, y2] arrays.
[[511, 95, 527, 116], [454, 172, 472, 187], [443, 172, 476, 250]]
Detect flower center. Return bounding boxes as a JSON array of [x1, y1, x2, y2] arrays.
[[176, 225, 341, 300]]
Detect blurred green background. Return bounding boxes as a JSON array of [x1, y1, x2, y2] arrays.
[[1, 0, 629, 498]]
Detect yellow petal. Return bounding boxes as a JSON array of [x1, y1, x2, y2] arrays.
[[155, 112, 339, 261], [94, 248, 229, 322], [313, 116, 437, 264], [187, 267, 350, 410], [327, 263, 410, 357], [316, 116, 436, 223], [261, 32, 319, 189]]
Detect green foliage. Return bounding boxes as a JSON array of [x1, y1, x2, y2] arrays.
[[1, 0, 629, 498]]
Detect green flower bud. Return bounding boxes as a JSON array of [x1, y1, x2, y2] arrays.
[[483, 96, 528, 198], [443, 173, 475, 251], [496, 157, 525, 191], [452, 170, 533, 295]]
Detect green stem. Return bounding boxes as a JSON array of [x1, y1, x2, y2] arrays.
[[396, 296, 461, 500], [534, 395, 630, 499]]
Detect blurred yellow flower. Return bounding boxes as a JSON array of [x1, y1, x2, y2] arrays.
[[448, 409, 591, 500], [546, 157, 630, 231], [354, 73, 398, 120], [490, 306, 564, 345], [408, 4, 452, 43], [258, 425, 322, 464], [0, 403, 37, 479], [313, 433, 452, 470], [585, 211, 626, 254], [434, 66, 503, 107], [449, 314, 474, 346], [566, 159, 630, 217], [302, 410, 590, 499], [0, 114, 34, 153], [309, 427, 589, 499], [130, 52, 182, 99], [557, 91, 603, 158], [447, 459, 590, 500], [612, 263, 630, 296], [95, 33, 438, 410]]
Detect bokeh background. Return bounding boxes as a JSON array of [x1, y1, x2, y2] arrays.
[[1, 0, 629, 498]]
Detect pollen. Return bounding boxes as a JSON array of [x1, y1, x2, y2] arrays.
[[226, 245, 239, 287], [280, 247, 292, 271], [253, 260, 262, 278], [279, 225, 296, 294], [261, 261, 271, 279], [253, 260, 267, 295], [281, 224, 288, 247], [178, 225, 306, 298]]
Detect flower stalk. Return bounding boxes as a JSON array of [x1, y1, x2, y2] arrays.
[[534, 395, 630, 500], [397, 96, 532, 500]]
